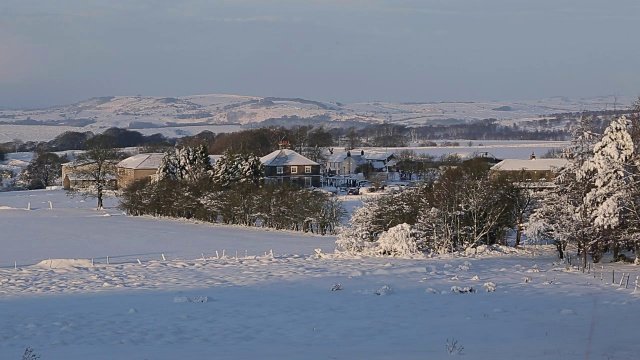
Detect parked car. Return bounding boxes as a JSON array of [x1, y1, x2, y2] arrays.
[[347, 187, 359, 195]]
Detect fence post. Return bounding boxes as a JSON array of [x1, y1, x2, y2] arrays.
[[162, 254, 166, 261], [107, 256, 110, 264], [619, 273, 625, 287], [601, 266, 603, 281], [635, 275, 639, 292], [613, 270, 615, 284], [625, 274, 630, 289]]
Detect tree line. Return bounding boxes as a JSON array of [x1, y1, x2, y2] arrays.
[[336, 99, 640, 263], [336, 158, 523, 256], [119, 146, 345, 235]]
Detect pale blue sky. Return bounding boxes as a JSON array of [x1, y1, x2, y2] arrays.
[[1, 0, 639, 108]]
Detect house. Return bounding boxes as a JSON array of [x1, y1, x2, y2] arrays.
[[490, 154, 568, 187], [363, 150, 396, 172], [116, 153, 224, 187], [116, 153, 165, 188], [325, 149, 396, 175], [260, 149, 322, 187], [326, 150, 366, 176], [62, 161, 117, 190]]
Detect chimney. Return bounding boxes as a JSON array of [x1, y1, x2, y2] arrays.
[[278, 138, 290, 150], [530, 152, 536, 160]]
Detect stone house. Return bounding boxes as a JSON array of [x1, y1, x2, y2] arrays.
[[116, 153, 165, 188], [260, 149, 321, 187]]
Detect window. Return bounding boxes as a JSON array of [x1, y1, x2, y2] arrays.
[[291, 166, 298, 174], [276, 166, 283, 174], [305, 177, 312, 187], [305, 166, 312, 174]]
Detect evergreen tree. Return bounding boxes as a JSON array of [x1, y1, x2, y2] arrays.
[[158, 145, 211, 183], [581, 115, 634, 260], [211, 150, 264, 188]]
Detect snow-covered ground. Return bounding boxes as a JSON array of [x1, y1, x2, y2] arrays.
[[1, 190, 640, 359]]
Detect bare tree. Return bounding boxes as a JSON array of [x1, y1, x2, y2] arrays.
[[69, 134, 122, 210]]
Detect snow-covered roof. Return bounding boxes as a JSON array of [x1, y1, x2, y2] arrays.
[[364, 151, 393, 161], [326, 152, 348, 163], [260, 149, 319, 166], [491, 158, 568, 171], [117, 153, 164, 169], [326, 152, 365, 164]]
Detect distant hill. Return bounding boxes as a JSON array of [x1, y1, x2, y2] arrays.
[[0, 93, 635, 142]]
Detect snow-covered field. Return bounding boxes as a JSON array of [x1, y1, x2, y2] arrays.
[[369, 140, 569, 160], [1, 190, 640, 359]]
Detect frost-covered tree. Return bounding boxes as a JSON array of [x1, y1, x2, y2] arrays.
[[335, 197, 385, 253], [617, 99, 640, 262], [582, 116, 633, 229], [525, 190, 575, 259], [533, 116, 600, 264], [376, 223, 421, 257], [581, 116, 634, 260], [422, 158, 513, 251], [158, 145, 211, 183], [210, 150, 264, 188], [416, 207, 454, 254]]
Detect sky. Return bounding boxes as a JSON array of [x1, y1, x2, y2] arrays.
[[1, 0, 639, 108]]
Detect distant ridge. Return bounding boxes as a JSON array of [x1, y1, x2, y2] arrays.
[[0, 93, 635, 141]]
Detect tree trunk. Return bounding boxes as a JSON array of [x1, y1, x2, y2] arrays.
[[97, 187, 103, 210], [515, 211, 523, 247]]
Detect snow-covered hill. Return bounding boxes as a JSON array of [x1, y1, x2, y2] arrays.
[[0, 94, 635, 142]]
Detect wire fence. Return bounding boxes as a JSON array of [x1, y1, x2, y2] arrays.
[[565, 254, 640, 293], [0, 248, 282, 270]]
